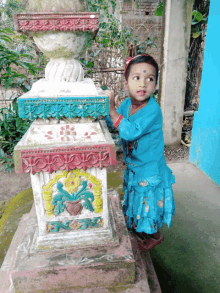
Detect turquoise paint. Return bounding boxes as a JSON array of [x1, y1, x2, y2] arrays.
[[49, 221, 72, 232], [48, 218, 102, 232], [18, 95, 109, 119], [78, 217, 102, 230], [190, 0, 220, 186]]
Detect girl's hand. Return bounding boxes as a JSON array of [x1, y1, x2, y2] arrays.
[[102, 90, 120, 123], [102, 90, 119, 110]]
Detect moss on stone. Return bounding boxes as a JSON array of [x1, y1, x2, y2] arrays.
[[0, 201, 6, 220], [0, 188, 33, 267], [107, 172, 124, 201], [147, 275, 156, 291], [107, 284, 133, 292], [107, 172, 123, 189]]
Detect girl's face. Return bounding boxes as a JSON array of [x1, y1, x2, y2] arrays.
[[124, 62, 157, 103]]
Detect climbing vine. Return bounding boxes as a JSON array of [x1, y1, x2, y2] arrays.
[[81, 0, 157, 86], [86, 0, 156, 57]]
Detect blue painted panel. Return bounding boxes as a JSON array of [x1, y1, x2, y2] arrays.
[[18, 96, 109, 120], [190, 0, 220, 186], [190, 113, 220, 185]]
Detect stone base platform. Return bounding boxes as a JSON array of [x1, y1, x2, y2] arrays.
[[0, 191, 161, 293]]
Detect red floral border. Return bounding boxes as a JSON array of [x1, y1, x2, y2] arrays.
[[13, 12, 99, 32], [15, 144, 116, 174]]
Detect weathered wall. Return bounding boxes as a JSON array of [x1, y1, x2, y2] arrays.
[[190, 0, 220, 186]]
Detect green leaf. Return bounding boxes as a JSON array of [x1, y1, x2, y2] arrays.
[[102, 38, 109, 44], [86, 61, 94, 68], [101, 85, 108, 90], [192, 10, 203, 23], [192, 32, 200, 38], [4, 27, 14, 34], [0, 35, 12, 43], [4, 77, 14, 90], [154, 3, 163, 16], [6, 67, 12, 75], [80, 58, 87, 65]]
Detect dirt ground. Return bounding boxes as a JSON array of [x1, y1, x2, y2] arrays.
[[0, 166, 32, 203], [0, 143, 189, 204]]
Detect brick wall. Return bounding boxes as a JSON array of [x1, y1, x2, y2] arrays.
[[122, 0, 163, 63], [123, 0, 161, 15]]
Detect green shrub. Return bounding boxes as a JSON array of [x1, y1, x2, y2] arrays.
[[0, 98, 32, 172], [0, 28, 40, 172]]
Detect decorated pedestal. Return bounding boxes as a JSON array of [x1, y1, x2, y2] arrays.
[[11, 11, 120, 252], [14, 119, 117, 250]]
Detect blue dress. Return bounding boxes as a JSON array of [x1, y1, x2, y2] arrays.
[[106, 97, 175, 234]]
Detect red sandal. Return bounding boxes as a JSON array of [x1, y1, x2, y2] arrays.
[[132, 229, 164, 251]]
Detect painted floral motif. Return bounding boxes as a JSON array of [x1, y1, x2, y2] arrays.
[[46, 221, 72, 232], [46, 223, 55, 232], [69, 220, 82, 230], [84, 131, 97, 139], [60, 125, 77, 142], [63, 172, 81, 194], [21, 147, 113, 174], [47, 217, 103, 233], [18, 97, 109, 120], [78, 217, 103, 230], [52, 181, 94, 216], [45, 130, 53, 140], [15, 13, 99, 33], [42, 170, 103, 218], [97, 218, 104, 226]]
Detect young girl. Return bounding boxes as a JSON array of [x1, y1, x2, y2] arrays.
[[104, 54, 175, 251]]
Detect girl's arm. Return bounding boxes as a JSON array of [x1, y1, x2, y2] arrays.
[[103, 91, 161, 141], [118, 104, 161, 141]]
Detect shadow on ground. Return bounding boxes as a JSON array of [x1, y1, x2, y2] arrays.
[[107, 166, 220, 293], [150, 163, 220, 293]]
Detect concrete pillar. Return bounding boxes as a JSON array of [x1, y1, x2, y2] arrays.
[[158, 0, 194, 145], [190, 0, 220, 186]]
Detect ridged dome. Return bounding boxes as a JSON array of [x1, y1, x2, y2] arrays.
[[45, 58, 84, 82]]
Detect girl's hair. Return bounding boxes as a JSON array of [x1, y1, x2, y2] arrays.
[[124, 54, 159, 84]]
